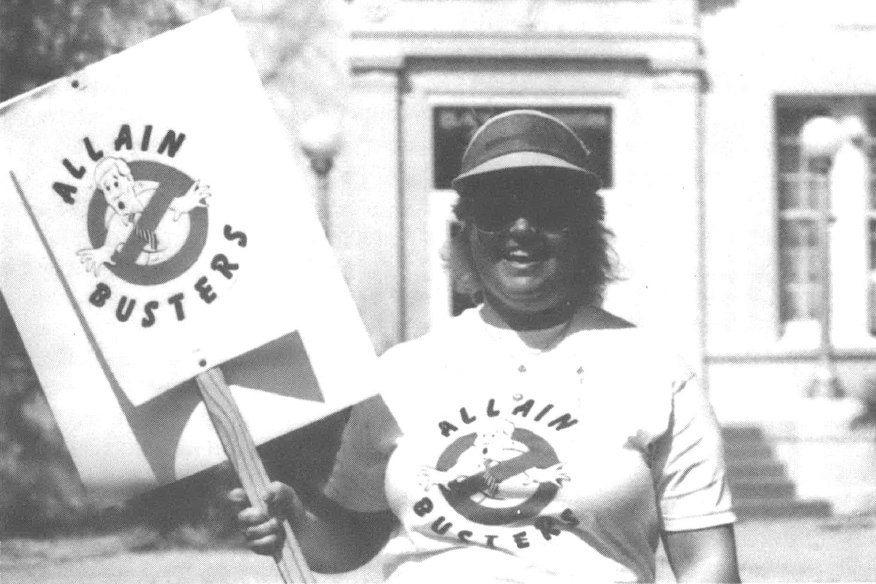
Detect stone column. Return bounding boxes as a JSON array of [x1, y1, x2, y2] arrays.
[[628, 71, 704, 369], [829, 115, 875, 348], [334, 55, 405, 354]]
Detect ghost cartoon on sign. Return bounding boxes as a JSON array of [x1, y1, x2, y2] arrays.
[[77, 156, 211, 276]]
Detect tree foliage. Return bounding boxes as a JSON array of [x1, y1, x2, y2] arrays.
[[0, 0, 189, 101], [0, 1, 189, 536]]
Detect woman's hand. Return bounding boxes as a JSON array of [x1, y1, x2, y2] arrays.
[[228, 481, 304, 557], [228, 480, 397, 572]]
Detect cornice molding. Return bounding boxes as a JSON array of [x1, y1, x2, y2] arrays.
[[350, 29, 703, 73]]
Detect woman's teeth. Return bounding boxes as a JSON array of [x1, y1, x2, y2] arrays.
[[507, 250, 535, 262]]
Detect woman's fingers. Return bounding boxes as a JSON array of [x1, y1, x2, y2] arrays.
[[264, 481, 306, 524], [228, 482, 296, 516], [264, 481, 293, 509], [236, 505, 285, 555], [227, 487, 252, 517], [244, 516, 281, 541], [250, 533, 283, 556], [227, 482, 302, 556], [238, 505, 270, 526]]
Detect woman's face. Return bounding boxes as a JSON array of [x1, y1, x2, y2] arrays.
[[467, 184, 583, 324]]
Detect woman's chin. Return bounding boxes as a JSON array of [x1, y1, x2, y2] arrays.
[[493, 286, 560, 313]]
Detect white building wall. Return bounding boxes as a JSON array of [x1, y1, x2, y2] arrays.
[[702, 0, 876, 513], [609, 71, 703, 366], [703, 0, 876, 409], [334, 60, 404, 355]]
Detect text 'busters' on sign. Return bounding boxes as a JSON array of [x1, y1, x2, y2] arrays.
[[0, 9, 377, 499]]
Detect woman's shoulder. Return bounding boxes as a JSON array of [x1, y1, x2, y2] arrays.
[[572, 306, 673, 347], [572, 305, 636, 332], [570, 306, 694, 381], [379, 306, 483, 366], [374, 309, 482, 431]]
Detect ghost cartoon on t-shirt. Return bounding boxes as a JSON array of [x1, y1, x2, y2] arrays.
[[419, 417, 569, 504]]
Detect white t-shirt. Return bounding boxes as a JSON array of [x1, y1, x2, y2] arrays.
[[324, 305, 735, 583]]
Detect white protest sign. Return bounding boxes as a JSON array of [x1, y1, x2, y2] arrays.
[[0, 9, 376, 501]]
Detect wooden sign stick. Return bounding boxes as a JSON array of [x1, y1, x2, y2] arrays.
[[196, 367, 316, 584]]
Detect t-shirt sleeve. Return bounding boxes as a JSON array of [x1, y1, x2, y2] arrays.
[[322, 394, 400, 513], [650, 373, 737, 532]]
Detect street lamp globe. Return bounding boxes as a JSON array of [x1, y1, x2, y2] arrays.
[[838, 115, 867, 144], [300, 114, 342, 176], [800, 116, 842, 158]]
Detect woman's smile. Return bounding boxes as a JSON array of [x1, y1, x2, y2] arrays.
[[502, 242, 547, 266]]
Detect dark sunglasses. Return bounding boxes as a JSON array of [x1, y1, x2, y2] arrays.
[[470, 195, 578, 234]]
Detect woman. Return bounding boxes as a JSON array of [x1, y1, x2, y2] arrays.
[[230, 110, 741, 582]]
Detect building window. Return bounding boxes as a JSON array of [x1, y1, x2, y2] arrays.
[[776, 104, 829, 328], [776, 97, 876, 345]]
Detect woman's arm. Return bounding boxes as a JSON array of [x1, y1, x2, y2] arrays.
[[661, 524, 741, 583], [230, 482, 397, 574]]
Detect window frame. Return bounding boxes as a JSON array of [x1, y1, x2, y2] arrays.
[[774, 95, 876, 344]]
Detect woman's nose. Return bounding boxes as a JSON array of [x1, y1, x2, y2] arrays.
[[507, 216, 535, 235]]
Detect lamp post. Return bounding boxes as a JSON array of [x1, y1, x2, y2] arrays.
[[800, 116, 844, 398], [300, 114, 342, 241]]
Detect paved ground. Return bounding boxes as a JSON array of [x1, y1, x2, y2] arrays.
[[3, 516, 876, 583]]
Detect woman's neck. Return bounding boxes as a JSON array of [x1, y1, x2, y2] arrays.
[[483, 294, 580, 331]]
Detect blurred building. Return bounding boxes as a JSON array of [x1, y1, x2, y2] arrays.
[[334, 0, 876, 515], [3, 0, 876, 524]]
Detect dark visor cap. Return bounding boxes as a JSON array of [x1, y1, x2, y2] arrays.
[[451, 109, 602, 196]]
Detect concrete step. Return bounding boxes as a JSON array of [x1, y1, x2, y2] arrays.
[[734, 498, 832, 520], [722, 425, 767, 441], [726, 458, 788, 479], [728, 477, 797, 500], [719, 423, 834, 519], [723, 442, 775, 459]]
